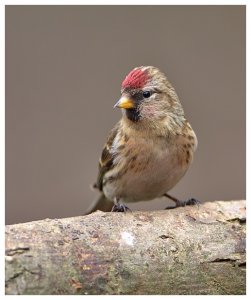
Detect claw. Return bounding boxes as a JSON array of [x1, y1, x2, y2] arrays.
[[165, 197, 201, 210], [185, 198, 201, 207], [111, 203, 132, 213]]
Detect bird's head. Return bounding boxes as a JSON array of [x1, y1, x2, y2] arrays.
[[114, 66, 185, 132]]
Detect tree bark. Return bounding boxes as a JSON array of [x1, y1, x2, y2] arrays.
[[5, 200, 246, 295]]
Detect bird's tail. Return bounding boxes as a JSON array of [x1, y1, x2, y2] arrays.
[[85, 193, 114, 214]]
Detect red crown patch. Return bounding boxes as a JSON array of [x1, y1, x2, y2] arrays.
[[122, 69, 149, 89]]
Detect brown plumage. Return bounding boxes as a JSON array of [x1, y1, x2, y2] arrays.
[[86, 66, 198, 214]]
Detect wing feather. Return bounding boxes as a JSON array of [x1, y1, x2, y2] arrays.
[[94, 121, 121, 191]]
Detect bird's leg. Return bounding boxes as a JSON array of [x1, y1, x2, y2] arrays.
[[111, 197, 132, 213], [164, 193, 200, 209]]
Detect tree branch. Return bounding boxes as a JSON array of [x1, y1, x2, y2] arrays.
[[5, 200, 246, 295]]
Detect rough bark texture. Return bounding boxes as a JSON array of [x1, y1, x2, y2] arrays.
[[5, 200, 246, 295]]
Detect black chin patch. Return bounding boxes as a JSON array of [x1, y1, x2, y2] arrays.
[[125, 108, 141, 122]]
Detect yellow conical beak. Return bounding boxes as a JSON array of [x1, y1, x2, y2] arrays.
[[114, 96, 135, 109]]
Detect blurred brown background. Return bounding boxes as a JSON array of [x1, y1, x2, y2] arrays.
[[6, 5, 245, 224]]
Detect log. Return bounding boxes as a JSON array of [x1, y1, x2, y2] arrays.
[[5, 200, 246, 295]]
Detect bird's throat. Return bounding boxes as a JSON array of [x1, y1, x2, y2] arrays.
[[124, 108, 141, 122]]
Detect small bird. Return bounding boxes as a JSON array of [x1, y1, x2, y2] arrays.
[[87, 66, 198, 213]]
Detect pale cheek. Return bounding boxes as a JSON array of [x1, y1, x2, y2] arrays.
[[140, 103, 159, 118]]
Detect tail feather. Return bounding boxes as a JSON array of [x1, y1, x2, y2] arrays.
[[85, 193, 114, 214]]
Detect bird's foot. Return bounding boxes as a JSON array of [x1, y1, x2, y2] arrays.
[[165, 197, 200, 210], [111, 203, 132, 213]]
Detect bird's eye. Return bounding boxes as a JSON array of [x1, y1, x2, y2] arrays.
[[143, 91, 151, 98]]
